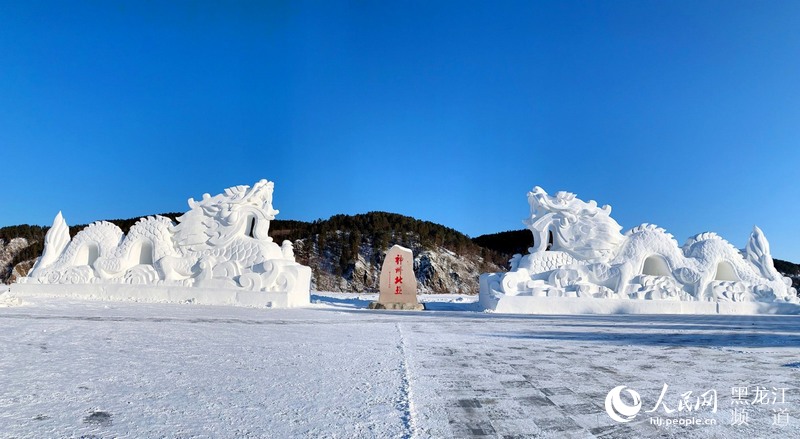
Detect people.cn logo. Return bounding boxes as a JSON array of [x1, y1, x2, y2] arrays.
[[605, 386, 642, 423]]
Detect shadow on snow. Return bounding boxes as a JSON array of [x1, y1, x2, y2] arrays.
[[483, 327, 800, 349]]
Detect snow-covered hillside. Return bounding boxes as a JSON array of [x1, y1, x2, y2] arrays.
[[1, 292, 798, 438], [0, 237, 35, 284]]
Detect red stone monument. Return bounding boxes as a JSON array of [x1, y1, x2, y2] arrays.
[[368, 245, 424, 310]]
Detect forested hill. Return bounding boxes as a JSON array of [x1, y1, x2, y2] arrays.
[[266, 212, 507, 293], [472, 229, 532, 257]]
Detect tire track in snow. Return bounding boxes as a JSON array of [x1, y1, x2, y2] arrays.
[[395, 322, 417, 439]]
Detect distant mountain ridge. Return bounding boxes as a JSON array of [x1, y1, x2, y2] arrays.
[[2, 214, 799, 294]]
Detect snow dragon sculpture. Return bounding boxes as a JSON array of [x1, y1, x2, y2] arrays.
[[480, 187, 799, 314], [17, 180, 310, 307]]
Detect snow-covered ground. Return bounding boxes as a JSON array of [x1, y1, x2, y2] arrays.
[[1, 291, 798, 438]]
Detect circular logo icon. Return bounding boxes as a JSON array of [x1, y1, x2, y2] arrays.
[[605, 386, 642, 423]]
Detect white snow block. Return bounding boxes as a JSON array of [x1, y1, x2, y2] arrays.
[[10, 276, 311, 308], [716, 301, 800, 315]]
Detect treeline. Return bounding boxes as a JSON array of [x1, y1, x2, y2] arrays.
[[0, 214, 184, 271], [472, 229, 532, 259], [0, 224, 48, 243], [774, 259, 799, 275], [275, 212, 478, 252], [74, 213, 184, 236], [774, 259, 800, 290], [0, 224, 48, 270], [271, 211, 505, 275]]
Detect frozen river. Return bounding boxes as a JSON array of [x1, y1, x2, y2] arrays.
[[1, 292, 798, 438]]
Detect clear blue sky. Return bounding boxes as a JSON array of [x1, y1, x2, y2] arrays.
[[2, 1, 799, 261]]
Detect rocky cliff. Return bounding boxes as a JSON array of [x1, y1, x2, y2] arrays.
[[273, 212, 504, 294], [296, 234, 498, 294], [0, 238, 43, 284]]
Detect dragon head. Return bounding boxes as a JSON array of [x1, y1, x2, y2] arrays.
[[525, 186, 624, 262], [172, 179, 280, 253]]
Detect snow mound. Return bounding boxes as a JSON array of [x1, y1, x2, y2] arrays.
[[0, 291, 22, 307]]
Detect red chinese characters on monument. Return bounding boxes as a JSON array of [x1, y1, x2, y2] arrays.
[[375, 245, 419, 306], [394, 254, 403, 294]]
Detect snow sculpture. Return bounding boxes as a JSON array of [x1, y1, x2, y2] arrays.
[[16, 180, 310, 307], [480, 187, 799, 315]]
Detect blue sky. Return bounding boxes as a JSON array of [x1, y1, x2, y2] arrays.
[[2, 1, 800, 261]]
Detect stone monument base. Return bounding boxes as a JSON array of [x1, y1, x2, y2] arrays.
[[368, 301, 425, 311]]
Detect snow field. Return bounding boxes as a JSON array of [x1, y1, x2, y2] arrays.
[[0, 292, 798, 438]]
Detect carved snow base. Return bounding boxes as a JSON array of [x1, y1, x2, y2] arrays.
[[481, 274, 799, 315], [481, 295, 800, 315], [368, 301, 425, 311], [12, 266, 310, 308]]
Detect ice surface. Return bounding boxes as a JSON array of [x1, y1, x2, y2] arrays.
[[1, 292, 798, 438]]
